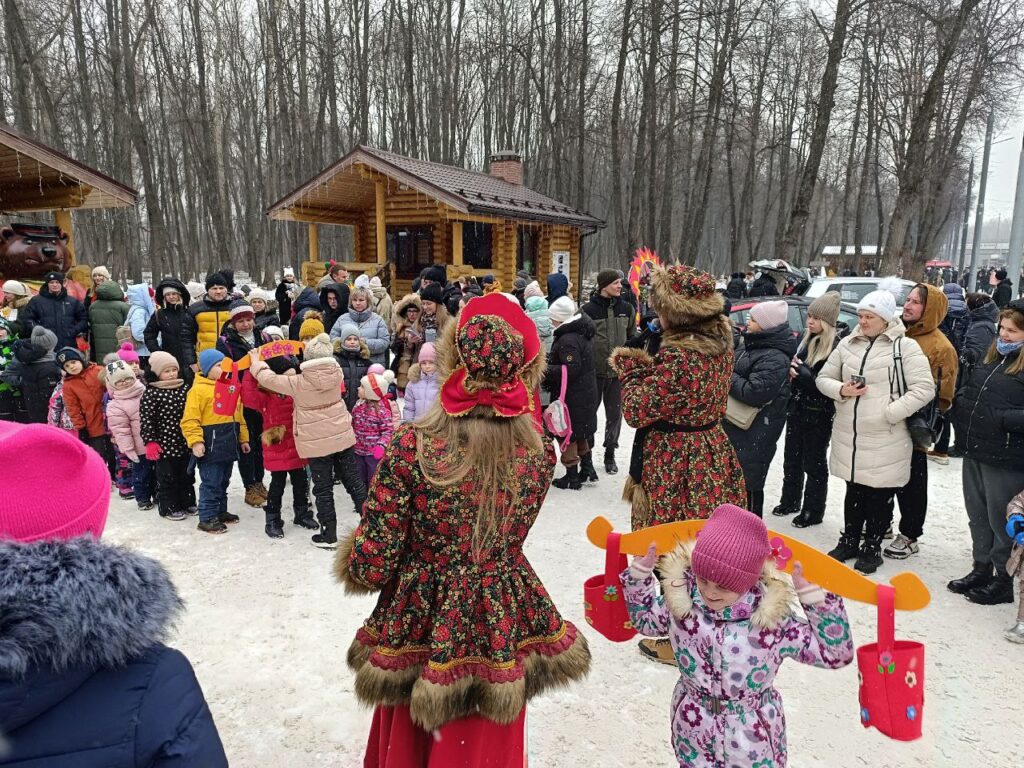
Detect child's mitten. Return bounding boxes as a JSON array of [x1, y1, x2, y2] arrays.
[[145, 442, 162, 461], [629, 543, 658, 580], [792, 561, 825, 605], [372, 444, 385, 460]]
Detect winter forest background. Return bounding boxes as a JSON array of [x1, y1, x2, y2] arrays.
[[1, 0, 1022, 283]]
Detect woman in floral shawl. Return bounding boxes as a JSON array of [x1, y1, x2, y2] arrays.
[[337, 293, 590, 766]]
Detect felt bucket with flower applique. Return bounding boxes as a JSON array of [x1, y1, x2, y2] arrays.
[[584, 532, 637, 642], [856, 584, 924, 741]]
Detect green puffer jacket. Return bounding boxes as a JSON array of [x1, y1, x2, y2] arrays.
[[581, 293, 636, 377], [88, 281, 128, 361]]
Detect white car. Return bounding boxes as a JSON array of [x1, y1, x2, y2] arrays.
[[803, 277, 917, 308]]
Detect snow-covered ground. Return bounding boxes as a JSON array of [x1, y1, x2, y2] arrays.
[[102, 416, 1022, 767]]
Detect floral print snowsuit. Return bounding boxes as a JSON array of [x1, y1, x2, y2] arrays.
[[621, 546, 854, 768]]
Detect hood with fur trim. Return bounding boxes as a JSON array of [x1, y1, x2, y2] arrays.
[[393, 293, 422, 324], [658, 543, 793, 629], [648, 265, 725, 330]]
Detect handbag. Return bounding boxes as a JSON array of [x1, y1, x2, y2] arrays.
[[542, 365, 572, 450], [725, 395, 761, 430], [892, 338, 940, 449], [857, 584, 924, 741], [583, 532, 637, 642]]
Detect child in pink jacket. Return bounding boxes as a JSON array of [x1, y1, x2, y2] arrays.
[[351, 369, 396, 487], [104, 359, 154, 510]]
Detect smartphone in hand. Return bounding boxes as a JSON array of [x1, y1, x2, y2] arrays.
[[850, 374, 866, 387]]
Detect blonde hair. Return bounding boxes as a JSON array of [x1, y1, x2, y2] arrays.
[[350, 287, 371, 306], [984, 308, 1024, 375], [799, 320, 837, 367]]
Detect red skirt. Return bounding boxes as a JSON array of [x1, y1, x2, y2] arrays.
[[364, 705, 525, 768]]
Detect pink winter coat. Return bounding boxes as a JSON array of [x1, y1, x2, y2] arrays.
[[106, 379, 147, 460], [401, 363, 439, 422], [249, 355, 355, 459], [241, 374, 307, 472], [352, 399, 395, 456]]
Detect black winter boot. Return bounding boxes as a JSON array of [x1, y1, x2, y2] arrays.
[[792, 509, 824, 528], [604, 449, 618, 474], [579, 453, 599, 483], [854, 538, 883, 575], [947, 562, 993, 594], [552, 465, 582, 490], [264, 509, 284, 539], [966, 574, 1014, 605], [828, 532, 861, 562], [311, 522, 338, 549], [292, 507, 318, 529], [771, 504, 799, 517]]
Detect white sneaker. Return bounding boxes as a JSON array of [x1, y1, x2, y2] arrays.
[[1006, 621, 1024, 644], [882, 524, 895, 540], [883, 534, 919, 559]]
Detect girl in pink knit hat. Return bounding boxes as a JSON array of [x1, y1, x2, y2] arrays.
[[621, 504, 855, 767]]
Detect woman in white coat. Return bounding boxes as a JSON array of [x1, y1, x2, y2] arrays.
[[817, 288, 934, 574]]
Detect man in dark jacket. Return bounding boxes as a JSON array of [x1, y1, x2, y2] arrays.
[[581, 269, 636, 474], [182, 272, 239, 371], [547, 272, 570, 306], [747, 272, 779, 297], [19, 271, 88, 351], [144, 278, 193, 382], [726, 272, 748, 299], [0, 421, 227, 767], [276, 267, 297, 324], [993, 269, 1013, 308], [287, 286, 322, 341]]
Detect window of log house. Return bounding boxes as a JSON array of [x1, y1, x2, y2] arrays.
[[462, 222, 493, 269], [388, 225, 434, 279], [517, 225, 539, 275]]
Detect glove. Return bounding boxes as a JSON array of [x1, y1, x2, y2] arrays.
[[792, 561, 825, 606], [629, 543, 658, 579], [1007, 514, 1024, 545], [145, 442, 162, 461], [372, 445, 385, 460]]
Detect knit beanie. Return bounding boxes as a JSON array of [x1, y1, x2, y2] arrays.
[[56, 347, 84, 368], [857, 289, 897, 323], [262, 325, 284, 341], [282, 267, 295, 278], [299, 317, 325, 341], [525, 295, 547, 314], [1, 279, 28, 297], [524, 281, 543, 300], [148, 351, 179, 378], [749, 300, 788, 330], [91, 265, 112, 280], [368, 363, 386, 375], [370, 276, 383, 289], [418, 342, 437, 363], [513, 277, 528, 291], [198, 348, 225, 377], [807, 292, 841, 326], [31, 325, 57, 351], [303, 333, 334, 360], [337, 322, 360, 342], [423, 265, 447, 285], [104, 359, 136, 387], [548, 296, 576, 324], [691, 504, 771, 595], [355, 274, 370, 291], [0, 422, 110, 542], [205, 271, 229, 290], [117, 342, 140, 365], [597, 269, 621, 292], [419, 283, 444, 305], [44, 271, 64, 285], [229, 303, 254, 322], [361, 369, 396, 401]]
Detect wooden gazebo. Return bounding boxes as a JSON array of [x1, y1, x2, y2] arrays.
[[0, 123, 138, 261], [267, 146, 604, 297]]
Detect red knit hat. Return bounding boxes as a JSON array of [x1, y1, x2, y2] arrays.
[[0, 422, 110, 542], [691, 504, 771, 594]]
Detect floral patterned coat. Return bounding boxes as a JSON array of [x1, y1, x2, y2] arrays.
[[621, 546, 854, 768], [611, 325, 746, 529], [336, 424, 590, 731]]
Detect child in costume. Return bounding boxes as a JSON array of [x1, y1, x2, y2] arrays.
[[351, 369, 396, 487], [621, 504, 855, 767], [401, 342, 438, 422], [140, 351, 196, 521], [337, 294, 590, 766], [181, 349, 250, 534], [104, 359, 155, 510]]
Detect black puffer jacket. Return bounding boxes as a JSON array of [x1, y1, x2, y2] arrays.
[[6, 331, 61, 423], [953, 348, 1024, 468], [726, 274, 747, 299], [144, 278, 192, 379], [960, 299, 998, 369], [335, 341, 371, 413], [747, 275, 779, 297], [288, 287, 322, 341], [788, 334, 839, 423], [319, 282, 350, 334], [543, 313, 598, 442], [275, 280, 294, 324], [993, 278, 1013, 308], [19, 288, 88, 350], [724, 324, 797, 488]]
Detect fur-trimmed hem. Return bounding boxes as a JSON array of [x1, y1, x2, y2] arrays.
[[332, 529, 378, 595], [609, 346, 652, 376]]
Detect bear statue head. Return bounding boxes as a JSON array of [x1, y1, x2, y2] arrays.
[[0, 223, 71, 280]]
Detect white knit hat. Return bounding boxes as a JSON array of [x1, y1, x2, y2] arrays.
[[354, 274, 370, 290], [857, 290, 897, 323], [262, 325, 284, 341], [360, 369, 395, 401], [104, 359, 136, 387], [248, 287, 272, 303], [91, 265, 111, 279], [548, 296, 576, 324], [1, 280, 28, 297], [283, 267, 295, 278], [303, 333, 334, 360], [369, 276, 383, 289], [749, 300, 788, 330]]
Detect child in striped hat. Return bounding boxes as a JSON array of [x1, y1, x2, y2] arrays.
[[351, 369, 396, 487]]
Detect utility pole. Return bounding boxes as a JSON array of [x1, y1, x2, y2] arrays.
[[969, 113, 995, 291], [1006, 129, 1024, 297], [958, 156, 974, 276]]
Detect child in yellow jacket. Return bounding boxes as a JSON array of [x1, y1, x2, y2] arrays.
[[181, 349, 250, 534]]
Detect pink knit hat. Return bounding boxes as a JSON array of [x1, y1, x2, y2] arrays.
[[117, 341, 140, 364], [418, 342, 436, 364], [0, 422, 110, 542], [691, 504, 770, 594], [748, 300, 788, 331]]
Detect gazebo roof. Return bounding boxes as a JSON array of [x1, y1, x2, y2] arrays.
[[0, 123, 137, 213], [267, 145, 604, 229]]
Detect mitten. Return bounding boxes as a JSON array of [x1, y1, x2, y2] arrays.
[[629, 543, 658, 580], [792, 561, 825, 605], [1007, 514, 1024, 545], [372, 444, 385, 460], [145, 442, 162, 461]]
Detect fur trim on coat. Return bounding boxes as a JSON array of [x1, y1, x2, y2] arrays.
[[333, 528, 376, 595]]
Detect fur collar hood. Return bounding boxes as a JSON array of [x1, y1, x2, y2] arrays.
[[0, 538, 182, 681], [659, 543, 793, 629]]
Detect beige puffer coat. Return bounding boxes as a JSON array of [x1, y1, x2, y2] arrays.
[[248, 355, 355, 459], [816, 319, 934, 488]]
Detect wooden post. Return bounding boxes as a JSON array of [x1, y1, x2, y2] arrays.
[[308, 222, 319, 263], [375, 181, 386, 264], [452, 221, 463, 265], [54, 209, 75, 263]]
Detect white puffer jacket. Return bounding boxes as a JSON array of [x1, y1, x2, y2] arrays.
[[817, 319, 934, 488]]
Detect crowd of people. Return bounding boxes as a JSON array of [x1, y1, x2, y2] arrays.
[[2, 257, 1024, 767]]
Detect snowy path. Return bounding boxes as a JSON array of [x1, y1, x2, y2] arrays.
[[103, 418, 1022, 767]]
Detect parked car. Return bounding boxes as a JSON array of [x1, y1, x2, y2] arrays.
[[729, 295, 859, 337], [802, 277, 916, 308]]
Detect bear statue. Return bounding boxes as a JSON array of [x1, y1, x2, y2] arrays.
[[0, 223, 71, 280]]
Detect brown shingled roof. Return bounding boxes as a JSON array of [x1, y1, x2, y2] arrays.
[[268, 145, 604, 229]]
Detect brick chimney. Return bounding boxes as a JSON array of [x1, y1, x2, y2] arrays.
[[488, 150, 523, 185]]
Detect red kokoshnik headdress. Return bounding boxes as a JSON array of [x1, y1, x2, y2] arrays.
[[439, 293, 541, 418]]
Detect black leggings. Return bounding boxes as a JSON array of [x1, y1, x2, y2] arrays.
[[309, 448, 366, 527], [155, 454, 196, 516], [265, 468, 310, 521]]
